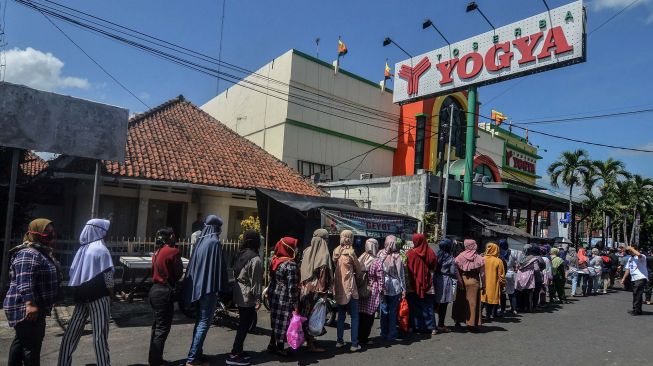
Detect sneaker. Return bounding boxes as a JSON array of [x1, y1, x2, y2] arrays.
[[350, 344, 362, 352], [226, 354, 251, 366], [335, 342, 346, 348]]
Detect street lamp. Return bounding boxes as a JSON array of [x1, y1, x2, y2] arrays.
[[465, 2, 495, 30], [422, 19, 451, 46], [382, 37, 413, 58]]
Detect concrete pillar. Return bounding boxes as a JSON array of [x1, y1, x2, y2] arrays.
[[136, 185, 150, 238]]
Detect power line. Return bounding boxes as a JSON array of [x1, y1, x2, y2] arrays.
[[31, 0, 408, 125], [589, 0, 642, 35], [37, 8, 150, 109], [513, 108, 653, 126]]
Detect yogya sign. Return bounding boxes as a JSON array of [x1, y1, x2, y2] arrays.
[[393, 0, 586, 103], [506, 148, 536, 174]]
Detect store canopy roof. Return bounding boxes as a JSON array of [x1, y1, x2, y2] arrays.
[[482, 182, 584, 212], [467, 213, 536, 239]]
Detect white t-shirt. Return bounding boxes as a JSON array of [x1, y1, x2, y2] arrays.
[[627, 254, 649, 281]]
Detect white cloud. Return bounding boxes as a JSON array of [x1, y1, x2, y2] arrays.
[[612, 141, 653, 156], [593, 0, 650, 11], [138, 91, 150, 100], [4, 47, 90, 91]]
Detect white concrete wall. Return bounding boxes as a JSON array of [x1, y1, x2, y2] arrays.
[[201, 50, 293, 159], [476, 128, 505, 169]]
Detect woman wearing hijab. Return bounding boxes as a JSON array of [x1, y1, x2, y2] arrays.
[[453, 239, 485, 331], [405, 233, 438, 334], [183, 215, 228, 366], [577, 248, 592, 296], [377, 235, 405, 342], [299, 229, 333, 353], [149, 227, 183, 366], [550, 248, 567, 304], [357, 238, 384, 345], [498, 239, 519, 315], [228, 230, 262, 366], [516, 245, 539, 313], [268, 236, 299, 356], [567, 247, 579, 296], [58, 219, 114, 366], [333, 230, 363, 352], [433, 238, 457, 333], [481, 243, 505, 321], [4, 218, 60, 366]]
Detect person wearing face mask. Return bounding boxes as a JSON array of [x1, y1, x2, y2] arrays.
[[4, 218, 61, 366], [58, 219, 114, 366]]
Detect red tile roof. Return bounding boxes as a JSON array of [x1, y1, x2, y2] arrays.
[[103, 96, 323, 196], [21, 151, 48, 177]]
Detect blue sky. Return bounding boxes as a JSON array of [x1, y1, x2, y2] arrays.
[[3, 0, 653, 190]]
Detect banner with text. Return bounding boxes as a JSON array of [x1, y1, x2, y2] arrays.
[[321, 209, 418, 241]]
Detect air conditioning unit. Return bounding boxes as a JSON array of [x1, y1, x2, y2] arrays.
[[359, 173, 373, 180]]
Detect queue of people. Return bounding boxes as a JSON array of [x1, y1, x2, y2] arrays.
[[3, 216, 650, 366]]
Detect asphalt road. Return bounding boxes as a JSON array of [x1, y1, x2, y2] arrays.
[[1, 287, 651, 366]]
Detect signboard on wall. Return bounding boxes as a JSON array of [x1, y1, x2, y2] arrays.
[[505, 147, 537, 174], [321, 209, 418, 241], [393, 0, 586, 104], [0, 82, 129, 161]]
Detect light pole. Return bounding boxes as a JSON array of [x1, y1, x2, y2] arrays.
[[382, 37, 413, 58], [422, 18, 451, 240]]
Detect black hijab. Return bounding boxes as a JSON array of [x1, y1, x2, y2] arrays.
[[233, 230, 260, 277]]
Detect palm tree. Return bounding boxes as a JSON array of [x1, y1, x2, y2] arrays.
[[548, 149, 592, 244], [626, 175, 653, 245], [590, 158, 630, 244]]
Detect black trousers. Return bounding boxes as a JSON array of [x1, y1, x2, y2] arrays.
[[148, 284, 174, 365], [232, 306, 256, 355], [8, 314, 46, 366], [436, 303, 448, 327], [632, 279, 647, 314], [645, 276, 653, 302], [358, 312, 375, 344]]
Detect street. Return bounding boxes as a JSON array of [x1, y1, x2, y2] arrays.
[[1, 287, 650, 366]]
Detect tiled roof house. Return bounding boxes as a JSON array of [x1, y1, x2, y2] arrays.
[[37, 96, 323, 240]]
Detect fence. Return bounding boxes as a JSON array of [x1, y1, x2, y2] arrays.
[[1, 236, 243, 281]]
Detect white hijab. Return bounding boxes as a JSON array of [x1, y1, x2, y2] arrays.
[[68, 219, 114, 286]]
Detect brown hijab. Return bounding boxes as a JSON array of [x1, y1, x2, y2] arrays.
[[300, 229, 333, 282]]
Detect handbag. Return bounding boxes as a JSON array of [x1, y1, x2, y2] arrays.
[[357, 270, 371, 299], [308, 298, 327, 336]]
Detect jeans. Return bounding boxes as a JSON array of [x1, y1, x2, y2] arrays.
[[569, 271, 578, 295], [187, 293, 218, 363], [579, 273, 591, 296], [8, 314, 46, 366], [436, 303, 448, 327], [406, 293, 435, 332], [380, 295, 400, 341], [148, 284, 175, 365], [231, 306, 256, 355], [336, 298, 359, 346], [592, 275, 600, 294], [632, 279, 647, 314]]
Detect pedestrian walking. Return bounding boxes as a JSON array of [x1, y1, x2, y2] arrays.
[[58, 219, 114, 366], [357, 238, 384, 345], [621, 245, 649, 315], [377, 235, 405, 342], [454, 239, 484, 332], [405, 233, 438, 334], [148, 227, 183, 366], [577, 248, 592, 296], [481, 243, 505, 321], [227, 230, 263, 366], [434, 238, 457, 333], [599, 250, 612, 294], [608, 249, 619, 288], [567, 248, 579, 296], [516, 245, 538, 313], [183, 215, 229, 366], [4, 218, 60, 366], [550, 248, 567, 304], [299, 229, 333, 353], [267, 237, 299, 356], [590, 248, 603, 295], [333, 230, 363, 352]]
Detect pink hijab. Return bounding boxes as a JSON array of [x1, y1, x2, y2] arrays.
[[454, 239, 485, 272]]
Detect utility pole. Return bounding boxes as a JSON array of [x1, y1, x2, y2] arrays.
[[441, 104, 455, 238], [463, 86, 477, 202]]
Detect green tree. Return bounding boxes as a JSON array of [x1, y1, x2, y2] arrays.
[[547, 149, 592, 245], [589, 158, 630, 243]]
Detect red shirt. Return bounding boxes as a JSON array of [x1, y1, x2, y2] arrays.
[[152, 245, 183, 285]]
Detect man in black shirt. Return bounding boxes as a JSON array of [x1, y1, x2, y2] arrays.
[[191, 213, 204, 233]]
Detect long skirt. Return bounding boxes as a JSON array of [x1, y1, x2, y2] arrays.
[[406, 293, 435, 332], [451, 284, 468, 324], [462, 274, 482, 327]]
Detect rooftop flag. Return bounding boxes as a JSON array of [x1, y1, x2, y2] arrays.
[[384, 60, 393, 80], [338, 37, 348, 57], [491, 109, 508, 126]]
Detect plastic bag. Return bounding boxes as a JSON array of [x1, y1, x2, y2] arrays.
[[308, 299, 327, 336], [286, 312, 307, 350], [398, 297, 410, 333]]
